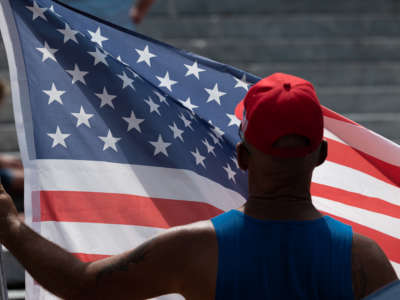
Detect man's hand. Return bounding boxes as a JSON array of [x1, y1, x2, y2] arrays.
[[0, 155, 23, 169], [0, 183, 20, 243]]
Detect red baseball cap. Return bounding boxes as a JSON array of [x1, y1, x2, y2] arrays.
[[237, 73, 323, 157]]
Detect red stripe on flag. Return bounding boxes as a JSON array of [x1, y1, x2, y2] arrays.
[[73, 253, 110, 262], [37, 191, 223, 228], [326, 138, 400, 187], [321, 211, 400, 264], [311, 183, 400, 219]]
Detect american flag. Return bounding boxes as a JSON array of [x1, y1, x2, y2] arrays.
[[0, 0, 399, 298]]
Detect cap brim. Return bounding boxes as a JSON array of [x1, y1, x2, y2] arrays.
[[235, 99, 244, 121]]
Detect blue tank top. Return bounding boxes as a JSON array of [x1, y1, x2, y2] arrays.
[[211, 210, 354, 300]]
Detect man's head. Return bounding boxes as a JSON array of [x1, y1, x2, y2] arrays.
[[236, 73, 327, 194]]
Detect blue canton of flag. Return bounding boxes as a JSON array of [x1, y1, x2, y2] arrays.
[[12, 0, 259, 195]]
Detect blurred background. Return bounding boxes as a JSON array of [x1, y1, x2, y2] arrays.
[[1, 0, 400, 298]]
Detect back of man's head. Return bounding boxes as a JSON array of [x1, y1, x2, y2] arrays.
[[236, 73, 326, 189]]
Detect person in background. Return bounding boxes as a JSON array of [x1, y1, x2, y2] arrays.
[[0, 80, 24, 212], [130, 0, 157, 25], [64, 0, 157, 29]]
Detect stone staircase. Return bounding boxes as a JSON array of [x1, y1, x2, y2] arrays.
[[0, 0, 400, 153], [138, 0, 400, 145]]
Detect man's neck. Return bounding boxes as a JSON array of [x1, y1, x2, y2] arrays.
[[238, 194, 323, 221]]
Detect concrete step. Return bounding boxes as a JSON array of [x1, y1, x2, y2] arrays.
[[0, 123, 18, 152], [140, 15, 400, 39], [318, 86, 400, 114], [235, 62, 400, 87], [168, 37, 400, 63], [149, 0, 400, 16]]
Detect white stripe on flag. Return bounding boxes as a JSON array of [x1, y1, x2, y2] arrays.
[[324, 116, 400, 166], [391, 262, 400, 278], [313, 161, 400, 206], [40, 221, 165, 256], [323, 128, 345, 143], [313, 197, 400, 239], [33, 159, 246, 211]]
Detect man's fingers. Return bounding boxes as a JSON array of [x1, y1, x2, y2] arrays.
[[0, 183, 6, 194]]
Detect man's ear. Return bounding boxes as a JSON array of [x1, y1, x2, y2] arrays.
[[236, 142, 250, 171], [316, 140, 328, 166]]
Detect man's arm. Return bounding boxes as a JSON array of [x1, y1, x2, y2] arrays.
[[352, 232, 398, 300], [0, 183, 208, 299]]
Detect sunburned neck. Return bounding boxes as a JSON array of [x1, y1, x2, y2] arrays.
[[238, 194, 323, 221]]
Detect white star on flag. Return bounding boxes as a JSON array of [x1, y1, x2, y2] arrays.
[[117, 56, 129, 66], [88, 47, 108, 66], [144, 97, 161, 116], [208, 132, 222, 147], [47, 126, 71, 148], [36, 41, 57, 62], [223, 163, 237, 183], [71, 106, 94, 128], [210, 122, 225, 139], [226, 113, 241, 127], [169, 122, 184, 142], [205, 83, 227, 105], [179, 97, 198, 113], [184, 61, 206, 79], [136, 45, 156, 67], [191, 148, 206, 169], [57, 23, 79, 44], [98, 130, 121, 152], [26, 1, 47, 21], [179, 113, 193, 130], [149, 134, 171, 157], [95, 87, 117, 109], [153, 91, 169, 106], [202, 138, 216, 156], [231, 156, 240, 169], [49, 5, 61, 17], [130, 70, 141, 79], [234, 74, 251, 91], [43, 83, 65, 105], [117, 71, 135, 90], [156, 72, 178, 92], [66, 64, 89, 85], [122, 111, 144, 132], [88, 27, 108, 47]]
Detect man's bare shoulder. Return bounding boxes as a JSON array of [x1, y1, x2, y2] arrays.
[[166, 219, 218, 267], [352, 233, 398, 300], [156, 219, 216, 251], [157, 220, 218, 299]]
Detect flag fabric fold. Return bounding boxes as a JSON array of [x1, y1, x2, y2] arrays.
[[0, 0, 399, 298]]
